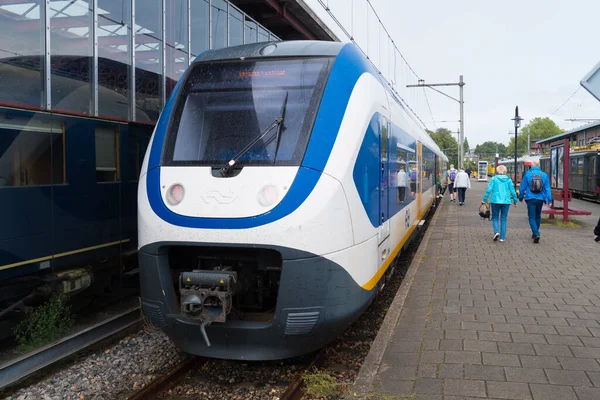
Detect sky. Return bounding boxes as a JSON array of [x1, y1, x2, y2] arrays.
[[303, 0, 600, 148]]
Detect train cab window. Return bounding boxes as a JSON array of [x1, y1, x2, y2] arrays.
[[95, 126, 119, 182], [164, 57, 332, 166], [0, 113, 65, 186]]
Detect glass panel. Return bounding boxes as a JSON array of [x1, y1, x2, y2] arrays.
[[229, 7, 244, 47], [95, 125, 119, 182], [211, 0, 227, 49], [0, 112, 64, 186], [191, 0, 209, 57], [408, 152, 417, 198], [166, 0, 188, 99], [258, 27, 269, 43], [0, 0, 44, 108], [396, 150, 408, 204], [50, 0, 93, 114], [421, 146, 435, 192], [165, 58, 332, 166], [135, 0, 162, 122], [245, 20, 257, 44], [97, 0, 132, 119]]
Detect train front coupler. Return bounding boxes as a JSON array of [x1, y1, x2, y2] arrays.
[[178, 270, 237, 347]]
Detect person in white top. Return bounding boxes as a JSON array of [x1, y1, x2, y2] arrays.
[[453, 169, 471, 206], [446, 165, 458, 202], [397, 168, 407, 204]]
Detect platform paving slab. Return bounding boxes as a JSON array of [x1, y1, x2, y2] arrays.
[[350, 181, 600, 399]]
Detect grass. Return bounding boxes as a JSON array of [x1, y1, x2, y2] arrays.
[[540, 217, 589, 228], [303, 368, 343, 399]]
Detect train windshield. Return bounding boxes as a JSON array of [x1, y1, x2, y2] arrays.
[[163, 57, 332, 166]]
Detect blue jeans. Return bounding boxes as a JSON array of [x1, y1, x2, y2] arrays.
[[526, 199, 544, 237], [491, 204, 510, 240]]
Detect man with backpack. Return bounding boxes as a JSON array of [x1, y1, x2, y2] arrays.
[[446, 164, 458, 203], [518, 159, 552, 243]]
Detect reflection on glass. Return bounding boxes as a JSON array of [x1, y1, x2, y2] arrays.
[[409, 153, 417, 197], [50, 0, 93, 114], [95, 125, 119, 182], [396, 151, 407, 204], [211, 0, 227, 50], [0, 113, 64, 186], [258, 27, 269, 42], [191, 0, 209, 57], [166, 0, 188, 99], [98, 0, 131, 119], [557, 146, 564, 189], [166, 58, 331, 165], [135, 0, 162, 121], [229, 7, 244, 47], [245, 20, 257, 44], [0, 0, 44, 108]]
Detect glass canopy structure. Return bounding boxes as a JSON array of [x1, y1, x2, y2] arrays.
[[0, 0, 279, 123]]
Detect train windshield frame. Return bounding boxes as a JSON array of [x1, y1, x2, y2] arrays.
[[162, 56, 334, 167]]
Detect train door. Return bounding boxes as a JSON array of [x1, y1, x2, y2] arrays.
[[378, 115, 390, 244], [585, 154, 595, 194]]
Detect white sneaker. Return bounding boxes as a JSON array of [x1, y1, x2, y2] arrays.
[[499, 239, 505, 242], [493, 233, 500, 241]]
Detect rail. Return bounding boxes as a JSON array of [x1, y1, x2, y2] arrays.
[[127, 347, 327, 400], [0, 306, 141, 390]]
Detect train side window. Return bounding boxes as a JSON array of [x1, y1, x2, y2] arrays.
[[0, 114, 65, 186], [95, 126, 119, 182]]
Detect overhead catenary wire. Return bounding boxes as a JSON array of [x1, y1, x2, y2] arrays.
[[314, 0, 430, 130], [548, 86, 581, 117]]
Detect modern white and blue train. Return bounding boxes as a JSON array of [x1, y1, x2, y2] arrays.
[[138, 40, 448, 360]]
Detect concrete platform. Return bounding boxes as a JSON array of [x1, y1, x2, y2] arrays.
[[351, 181, 600, 400]]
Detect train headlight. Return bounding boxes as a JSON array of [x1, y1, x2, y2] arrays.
[[167, 183, 185, 206], [258, 185, 278, 207]]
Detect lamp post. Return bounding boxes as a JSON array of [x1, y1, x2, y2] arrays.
[[511, 106, 523, 187]]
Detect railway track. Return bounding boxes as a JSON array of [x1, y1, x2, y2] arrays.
[[0, 306, 142, 391], [127, 348, 326, 400]]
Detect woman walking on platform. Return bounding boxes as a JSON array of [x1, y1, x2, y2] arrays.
[[482, 165, 518, 242]]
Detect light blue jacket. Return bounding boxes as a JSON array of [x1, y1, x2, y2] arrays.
[[518, 166, 553, 204], [483, 174, 518, 205]]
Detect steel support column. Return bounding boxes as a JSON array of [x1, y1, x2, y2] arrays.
[[263, 0, 317, 40], [130, 0, 136, 121]]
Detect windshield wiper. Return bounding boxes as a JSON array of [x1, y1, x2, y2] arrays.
[[272, 91, 288, 163], [219, 92, 289, 177]]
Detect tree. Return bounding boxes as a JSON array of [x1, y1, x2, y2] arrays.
[[506, 117, 564, 157], [428, 127, 459, 166], [475, 141, 507, 160], [463, 137, 470, 155]]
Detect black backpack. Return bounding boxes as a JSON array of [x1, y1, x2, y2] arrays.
[[530, 171, 543, 194]]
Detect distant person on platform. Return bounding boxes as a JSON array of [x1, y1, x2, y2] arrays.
[[518, 159, 552, 244], [594, 217, 600, 243], [453, 168, 471, 206], [397, 168, 407, 204], [482, 165, 518, 242], [445, 164, 458, 202], [465, 167, 472, 178]]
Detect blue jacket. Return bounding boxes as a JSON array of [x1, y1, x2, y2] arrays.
[[483, 174, 518, 205], [518, 166, 552, 203]]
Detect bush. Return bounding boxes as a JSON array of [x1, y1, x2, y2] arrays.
[[14, 294, 75, 351]]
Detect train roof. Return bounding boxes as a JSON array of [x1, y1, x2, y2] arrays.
[[192, 40, 345, 63]]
